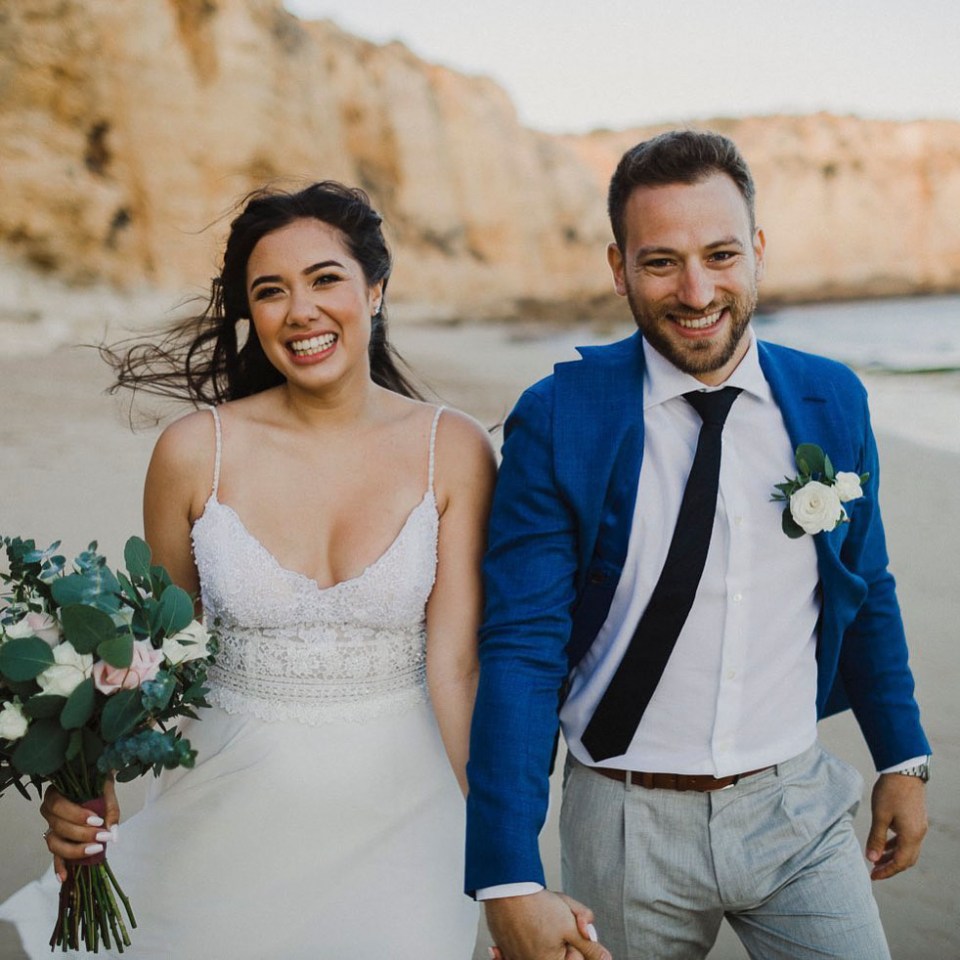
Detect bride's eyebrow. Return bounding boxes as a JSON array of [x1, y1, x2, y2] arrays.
[[249, 274, 283, 291], [303, 260, 344, 276], [249, 260, 345, 290]]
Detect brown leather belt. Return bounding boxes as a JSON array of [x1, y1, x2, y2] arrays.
[[591, 765, 773, 792]]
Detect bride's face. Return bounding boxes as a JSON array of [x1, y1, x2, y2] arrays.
[[245, 218, 383, 391]]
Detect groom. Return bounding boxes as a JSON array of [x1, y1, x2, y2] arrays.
[[465, 131, 929, 959]]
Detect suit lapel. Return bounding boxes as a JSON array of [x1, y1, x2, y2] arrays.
[[757, 341, 866, 655]]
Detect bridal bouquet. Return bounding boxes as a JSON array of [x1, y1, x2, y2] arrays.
[[0, 535, 217, 953]]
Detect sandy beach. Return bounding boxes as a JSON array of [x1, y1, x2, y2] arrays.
[[1, 321, 958, 959]]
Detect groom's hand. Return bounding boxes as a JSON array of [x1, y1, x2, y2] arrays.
[[866, 773, 928, 881], [485, 890, 611, 960]]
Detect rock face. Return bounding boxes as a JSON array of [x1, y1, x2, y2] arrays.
[[2, 0, 960, 323]]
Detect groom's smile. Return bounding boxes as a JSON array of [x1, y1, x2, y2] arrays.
[[670, 307, 724, 331]]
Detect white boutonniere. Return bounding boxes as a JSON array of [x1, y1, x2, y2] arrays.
[[772, 443, 869, 538]]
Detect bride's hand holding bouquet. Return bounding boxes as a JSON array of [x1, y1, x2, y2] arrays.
[[0, 535, 217, 953]]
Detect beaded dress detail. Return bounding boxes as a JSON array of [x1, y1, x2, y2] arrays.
[[192, 404, 440, 724]]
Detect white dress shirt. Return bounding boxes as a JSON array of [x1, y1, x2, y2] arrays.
[[478, 332, 922, 900], [563, 332, 820, 775]]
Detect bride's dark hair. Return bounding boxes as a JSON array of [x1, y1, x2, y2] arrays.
[[104, 181, 422, 404]]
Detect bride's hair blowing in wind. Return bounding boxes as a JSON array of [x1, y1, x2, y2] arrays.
[[103, 180, 422, 405]]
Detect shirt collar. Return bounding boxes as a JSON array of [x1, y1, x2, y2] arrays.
[[642, 327, 772, 409]]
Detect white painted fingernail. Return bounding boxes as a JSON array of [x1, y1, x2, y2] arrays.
[[586, 923, 598, 942], [95, 831, 112, 842], [85, 815, 104, 827], [110, 825, 120, 843], [84, 843, 104, 855]]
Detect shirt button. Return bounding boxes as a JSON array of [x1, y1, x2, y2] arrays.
[[734, 515, 744, 526], [726, 669, 737, 680], [732, 593, 743, 603]]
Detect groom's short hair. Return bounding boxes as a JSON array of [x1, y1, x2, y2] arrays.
[[608, 130, 756, 249]]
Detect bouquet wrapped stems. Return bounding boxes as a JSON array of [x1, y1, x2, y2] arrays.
[[50, 796, 136, 953]]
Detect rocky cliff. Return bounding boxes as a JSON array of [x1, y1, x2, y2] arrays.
[[2, 0, 959, 326]]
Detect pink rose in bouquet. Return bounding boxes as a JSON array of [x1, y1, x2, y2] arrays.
[[92, 640, 164, 695], [5, 610, 61, 646]]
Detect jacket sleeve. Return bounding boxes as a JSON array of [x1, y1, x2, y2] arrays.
[[465, 385, 580, 894], [833, 383, 930, 769]]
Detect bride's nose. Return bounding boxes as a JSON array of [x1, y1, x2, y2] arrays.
[[287, 285, 319, 326]]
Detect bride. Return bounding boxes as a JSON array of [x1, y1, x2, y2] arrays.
[[0, 182, 494, 957]]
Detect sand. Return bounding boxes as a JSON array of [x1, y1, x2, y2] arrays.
[[1, 322, 957, 959]]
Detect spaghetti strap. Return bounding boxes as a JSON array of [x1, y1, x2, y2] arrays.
[[207, 406, 222, 499], [427, 406, 444, 495]]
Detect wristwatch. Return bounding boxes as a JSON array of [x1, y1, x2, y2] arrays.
[[896, 757, 930, 782]]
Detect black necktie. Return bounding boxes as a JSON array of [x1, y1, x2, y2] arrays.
[[580, 386, 742, 763]]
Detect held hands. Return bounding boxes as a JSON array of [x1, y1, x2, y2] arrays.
[[486, 890, 611, 960], [41, 778, 121, 883], [866, 773, 928, 881]]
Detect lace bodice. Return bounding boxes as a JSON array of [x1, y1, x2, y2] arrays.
[[191, 406, 443, 724]]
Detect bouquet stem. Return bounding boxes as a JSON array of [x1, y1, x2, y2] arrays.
[[50, 862, 135, 953]]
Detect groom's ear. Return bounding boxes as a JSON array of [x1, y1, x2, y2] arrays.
[[753, 227, 766, 283], [607, 242, 628, 297]]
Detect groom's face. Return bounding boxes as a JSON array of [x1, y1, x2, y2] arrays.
[[607, 171, 765, 386]]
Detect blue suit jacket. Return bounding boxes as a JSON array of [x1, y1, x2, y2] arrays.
[[465, 332, 929, 894]]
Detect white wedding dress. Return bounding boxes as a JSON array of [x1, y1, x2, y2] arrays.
[[0, 405, 478, 958]]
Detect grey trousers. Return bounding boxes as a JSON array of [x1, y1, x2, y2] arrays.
[[559, 743, 891, 960]]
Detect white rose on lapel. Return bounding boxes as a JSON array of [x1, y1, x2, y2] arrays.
[[834, 472, 864, 503], [789, 482, 843, 535], [772, 443, 869, 539]]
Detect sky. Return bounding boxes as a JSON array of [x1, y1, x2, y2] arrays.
[[283, 0, 960, 134]]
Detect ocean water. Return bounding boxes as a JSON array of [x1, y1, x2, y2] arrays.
[[755, 295, 960, 373], [753, 297, 960, 454]]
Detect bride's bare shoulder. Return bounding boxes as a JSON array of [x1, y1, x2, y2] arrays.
[[430, 406, 497, 505], [151, 408, 217, 464], [146, 409, 220, 507]]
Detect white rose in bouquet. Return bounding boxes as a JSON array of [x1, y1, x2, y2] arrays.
[[162, 620, 211, 665], [37, 641, 94, 697], [0, 701, 29, 740], [789, 481, 843, 535]]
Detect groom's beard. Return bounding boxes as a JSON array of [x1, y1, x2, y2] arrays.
[[626, 286, 758, 378]]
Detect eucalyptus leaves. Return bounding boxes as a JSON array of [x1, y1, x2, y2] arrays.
[[772, 443, 869, 538], [0, 535, 216, 953]]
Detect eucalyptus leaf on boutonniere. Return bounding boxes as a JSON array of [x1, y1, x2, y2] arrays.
[[771, 443, 870, 538]]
